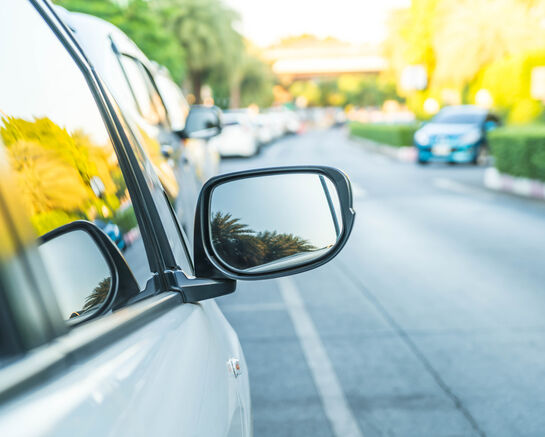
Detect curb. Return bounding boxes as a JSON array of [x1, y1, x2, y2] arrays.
[[349, 135, 416, 163], [484, 167, 545, 200]]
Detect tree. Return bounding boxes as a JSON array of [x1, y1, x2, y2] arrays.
[[82, 277, 112, 312], [54, 0, 186, 82], [156, 0, 244, 102]]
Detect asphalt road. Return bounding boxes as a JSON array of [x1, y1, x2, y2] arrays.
[[216, 127, 545, 437]]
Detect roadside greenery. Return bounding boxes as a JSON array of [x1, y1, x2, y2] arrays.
[[386, 0, 545, 123], [489, 126, 545, 182], [349, 122, 417, 147], [288, 75, 402, 108]]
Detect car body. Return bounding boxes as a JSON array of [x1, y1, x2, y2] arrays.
[[214, 112, 258, 157], [413, 105, 500, 164], [58, 9, 219, 234], [254, 114, 274, 145], [0, 2, 354, 436]]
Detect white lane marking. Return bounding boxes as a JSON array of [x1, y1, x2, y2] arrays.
[[278, 277, 364, 437], [433, 177, 470, 193], [351, 182, 367, 200], [221, 302, 285, 312], [433, 177, 492, 199]]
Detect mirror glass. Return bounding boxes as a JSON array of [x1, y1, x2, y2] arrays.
[[39, 230, 113, 321], [209, 172, 342, 274]]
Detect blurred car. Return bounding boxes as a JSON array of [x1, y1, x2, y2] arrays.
[[94, 219, 126, 251], [214, 112, 258, 157], [254, 114, 274, 145], [58, 9, 221, 234], [414, 105, 501, 165]]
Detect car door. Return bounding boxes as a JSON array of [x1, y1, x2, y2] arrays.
[[0, 2, 249, 436]]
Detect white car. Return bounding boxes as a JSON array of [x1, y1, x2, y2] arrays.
[[214, 113, 259, 157], [0, 2, 355, 437], [58, 9, 221, 235]]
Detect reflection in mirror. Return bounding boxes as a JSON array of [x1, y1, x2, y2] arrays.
[[39, 230, 112, 321], [210, 173, 342, 273]]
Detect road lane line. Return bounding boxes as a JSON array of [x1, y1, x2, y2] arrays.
[[433, 177, 493, 199], [221, 302, 285, 312], [278, 277, 364, 437]]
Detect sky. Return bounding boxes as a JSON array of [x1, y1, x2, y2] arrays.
[[224, 0, 411, 47]]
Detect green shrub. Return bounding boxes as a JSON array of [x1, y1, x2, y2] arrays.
[[489, 125, 545, 181], [349, 122, 418, 147], [113, 205, 138, 233]]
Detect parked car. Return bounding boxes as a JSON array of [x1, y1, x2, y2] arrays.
[[57, 9, 220, 235], [0, 2, 355, 437], [413, 105, 501, 165], [94, 219, 126, 251], [254, 114, 274, 145], [214, 112, 259, 157], [151, 63, 220, 185]]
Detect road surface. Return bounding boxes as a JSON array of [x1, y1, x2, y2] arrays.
[[217, 127, 545, 437]]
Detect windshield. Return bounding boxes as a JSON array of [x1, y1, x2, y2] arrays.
[[432, 110, 486, 124]]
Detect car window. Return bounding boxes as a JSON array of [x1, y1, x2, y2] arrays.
[[119, 55, 167, 127], [0, 1, 154, 319], [155, 73, 190, 132], [432, 110, 486, 124]]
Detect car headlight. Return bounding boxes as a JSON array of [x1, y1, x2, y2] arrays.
[[414, 130, 430, 146], [459, 129, 481, 145]]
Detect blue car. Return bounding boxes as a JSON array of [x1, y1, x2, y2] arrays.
[[94, 219, 126, 251], [414, 105, 500, 165]]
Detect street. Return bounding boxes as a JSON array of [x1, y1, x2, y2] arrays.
[[217, 128, 545, 437]]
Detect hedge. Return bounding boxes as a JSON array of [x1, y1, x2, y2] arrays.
[[489, 125, 545, 182], [349, 122, 418, 147]]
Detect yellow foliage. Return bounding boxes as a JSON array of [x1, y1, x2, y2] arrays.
[[508, 99, 543, 124]]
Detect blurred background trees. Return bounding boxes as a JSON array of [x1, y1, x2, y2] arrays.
[[55, 0, 274, 108], [55, 0, 545, 123], [386, 0, 545, 123]]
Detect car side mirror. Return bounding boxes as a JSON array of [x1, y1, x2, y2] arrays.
[[193, 166, 355, 280], [179, 105, 222, 140], [38, 220, 141, 324]]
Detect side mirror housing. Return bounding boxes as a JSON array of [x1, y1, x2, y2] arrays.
[[39, 220, 141, 324], [192, 166, 355, 280], [178, 105, 222, 141]]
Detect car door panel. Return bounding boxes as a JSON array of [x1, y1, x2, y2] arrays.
[[0, 295, 244, 436]]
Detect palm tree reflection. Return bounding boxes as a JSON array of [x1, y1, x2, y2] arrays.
[[211, 212, 316, 270], [69, 276, 112, 319]]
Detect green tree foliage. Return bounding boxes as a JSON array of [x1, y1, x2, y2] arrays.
[[289, 75, 401, 108], [238, 53, 275, 108], [54, 0, 186, 82], [156, 0, 244, 102]]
